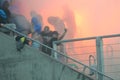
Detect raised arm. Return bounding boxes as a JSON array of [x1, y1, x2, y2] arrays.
[[59, 28, 67, 40]]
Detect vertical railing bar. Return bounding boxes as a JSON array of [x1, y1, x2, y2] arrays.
[[96, 37, 104, 80]]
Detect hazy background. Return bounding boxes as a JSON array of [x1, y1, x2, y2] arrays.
[[9, 0, 120, 39]]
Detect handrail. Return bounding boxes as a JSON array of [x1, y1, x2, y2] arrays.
[[54, 34, 120, 44], [4, 24, 114, 80]]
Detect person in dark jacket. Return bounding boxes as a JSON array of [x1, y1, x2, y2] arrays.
[[1, 1, 11, 23], [0, 1, 14, 35], [49, 28, 67, 48], [40, 26, 52, 55], [48, 28, 67, 56]]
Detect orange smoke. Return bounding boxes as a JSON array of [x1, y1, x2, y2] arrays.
[[10, 0, 120, 39]]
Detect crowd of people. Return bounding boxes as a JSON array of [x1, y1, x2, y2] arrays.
[[39, 26, 67, 56], [0, 0, 67, 56]]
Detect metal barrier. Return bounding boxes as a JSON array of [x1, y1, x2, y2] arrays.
[[53, 34, 120, 80], [3, 24, 113, 80], [103, 38, 120, 80]]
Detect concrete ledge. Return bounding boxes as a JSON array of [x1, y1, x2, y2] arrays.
[[0, 32, 94, 80]]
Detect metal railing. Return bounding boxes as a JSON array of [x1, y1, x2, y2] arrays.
[[3, 24, 114, 80], [53, 34, 120, 80]]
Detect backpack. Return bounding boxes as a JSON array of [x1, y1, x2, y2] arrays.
[[16, 36, 29, 51]]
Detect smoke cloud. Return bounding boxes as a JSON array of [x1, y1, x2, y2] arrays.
[[1, 0, 120, 38], [48, 16, 65, 34]]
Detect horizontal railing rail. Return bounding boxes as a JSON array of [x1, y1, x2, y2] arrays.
[[54, 34, 120, 44]]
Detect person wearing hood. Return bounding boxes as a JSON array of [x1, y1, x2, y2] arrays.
[[31, 11, 42, 34]]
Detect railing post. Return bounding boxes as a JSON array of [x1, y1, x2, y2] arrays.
[[53, 42, 58, 59], [96, 37, 104, 80]]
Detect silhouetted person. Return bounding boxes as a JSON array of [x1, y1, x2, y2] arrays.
[[31, 11, 42, 34], [32, 32, 42, 50], [1, 1, 11, 23], [0, 1, 16, 35], [40, 26, 52, 55], [48, 28, 67, 56]]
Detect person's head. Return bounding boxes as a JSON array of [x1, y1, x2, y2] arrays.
[[2, 1, 10, 9], [44, 26, 50, 32], [52, 31, 59, 38]]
